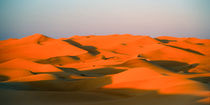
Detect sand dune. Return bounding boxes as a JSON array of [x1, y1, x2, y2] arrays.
[[0, 68, 33, 81], [0, 33, 86, 63], [0, 34, 210, 105], [105, 68, 209, 96], [0, 58, 62, 72]]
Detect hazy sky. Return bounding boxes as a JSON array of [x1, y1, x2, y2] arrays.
[[0, 0, 209, 40]]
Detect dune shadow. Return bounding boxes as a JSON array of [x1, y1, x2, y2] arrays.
[[101, 55, 115, 60], [154, 38, 205, 55], [189, 76, 210, 85], [155, 38, 177, 43], [165, 45, 205, 56], [0, 75, 9, 82], [63, 39, 100, 55], [81, 67, 126, 76], [70, 56, 80, 60], [149, 60, 199, 73], [196, 43, 204, 45], [35, 56, 80, 65], [111, 50, 128, 55], [57, 67, 126, 77], [56, 67, 82, 74], [0, 76, 112, 91]]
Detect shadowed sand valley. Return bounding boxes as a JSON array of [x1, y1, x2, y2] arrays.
[[0, 33, 210, 105]]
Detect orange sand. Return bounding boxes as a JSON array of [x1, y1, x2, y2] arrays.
[[0, 33, 209, 105]]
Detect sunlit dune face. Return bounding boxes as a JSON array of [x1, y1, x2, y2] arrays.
[[103, 68, 209, 96], [0, 34, 210, 105]]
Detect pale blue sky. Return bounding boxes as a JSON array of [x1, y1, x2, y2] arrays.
[[0, 0, 209, 40]]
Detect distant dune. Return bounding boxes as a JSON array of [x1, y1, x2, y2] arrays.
[[0, 33, 210, 105]]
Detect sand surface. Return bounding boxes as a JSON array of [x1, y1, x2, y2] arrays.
[[0, 33, 210, 105]]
